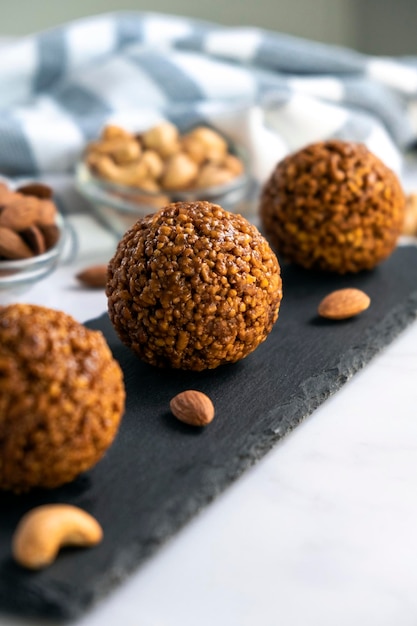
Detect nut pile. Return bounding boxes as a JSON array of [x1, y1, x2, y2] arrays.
[[85, 122, 244, 202], [0, 182, 60, 260], [260, 140, 405, 273], [107, 200, 282, 370]]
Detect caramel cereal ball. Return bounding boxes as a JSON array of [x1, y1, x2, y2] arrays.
[[0, 304, 125, 492], [260, 140, 405, 273], [107, 201, 282, 370]]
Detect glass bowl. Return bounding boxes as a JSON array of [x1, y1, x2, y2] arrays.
[[75, 144, 252, 238], [0, 214, 69, 301]]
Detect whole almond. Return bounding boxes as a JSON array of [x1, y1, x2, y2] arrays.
[[16, 182, 53, 199], [170, 390, 215, 426], [0, 198, 40, 231], [35, 200, 57, 226], [21, 225, 46, 255], [76, 264, 108, 288], [318, 288, 371, 320], [0, 186, 17, 207], [0, 227, 34, 259], [40, 224, 60, 250]]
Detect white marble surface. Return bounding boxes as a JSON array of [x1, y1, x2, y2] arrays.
[[2, 220, 417, 626]]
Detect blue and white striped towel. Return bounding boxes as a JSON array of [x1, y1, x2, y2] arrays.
[[2, 11, 417, 200]]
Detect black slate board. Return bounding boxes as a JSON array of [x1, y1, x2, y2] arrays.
[[2, 245, 417, 620]]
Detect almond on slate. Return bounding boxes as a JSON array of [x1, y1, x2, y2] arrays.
[[0, 227, 34, 260], [170, 390, 215, 426], [76, 264, 108, 288], [318, 288, 371, 320]]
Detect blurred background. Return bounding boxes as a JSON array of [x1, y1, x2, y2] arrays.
[[1, 0, 417, 55]]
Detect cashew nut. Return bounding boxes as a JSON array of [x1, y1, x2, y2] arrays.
[[101, 124, 134, 141], [87, 139, 141, 165], [135, 177, 160, 192], [92, 155, 149, 187], [161, 153, 199, 190], [90, 154, 124, 181], [195, 163, 236, 189], [142, 121, 180, 158], [122, 161, 157, 188], [141, 150, 165, 179], [223, 154, 244, 176], [12, 504, 103, 569], [183, 127, 227, 163], [111, 140, 141, 165], [181, 135, 208, 165]]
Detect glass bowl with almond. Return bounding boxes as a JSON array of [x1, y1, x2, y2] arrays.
[[0, 181, 67, 300], [75, 122, 250, 237]]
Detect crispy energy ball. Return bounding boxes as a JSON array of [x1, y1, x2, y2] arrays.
[[107, 201, 282, 370], [0, 304, 125, 492], [260, 140, 405, 273]]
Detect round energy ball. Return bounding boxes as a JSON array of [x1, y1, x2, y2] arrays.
[[107, 201, 282, 370], [0, 304, 125, 492], [260, 140, 405, 273]]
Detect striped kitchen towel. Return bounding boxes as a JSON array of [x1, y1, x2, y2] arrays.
[[1, 10, 417, 189]]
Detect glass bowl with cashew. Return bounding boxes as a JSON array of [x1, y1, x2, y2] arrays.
[[0, 182, 69, 302], [75, 121, 251, 238]]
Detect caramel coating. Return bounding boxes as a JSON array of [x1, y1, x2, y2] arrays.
[[260, 140, 405, 273], [0, 304, 125, 492], [107, 201, 282, 370]]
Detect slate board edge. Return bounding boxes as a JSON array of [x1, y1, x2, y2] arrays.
[[2, 291, 417, 622]]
